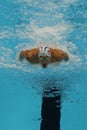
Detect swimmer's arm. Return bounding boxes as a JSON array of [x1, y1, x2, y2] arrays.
[[19, 48, 39, 61], [50, 48, 69, 62], [57, 50, 69, 61]]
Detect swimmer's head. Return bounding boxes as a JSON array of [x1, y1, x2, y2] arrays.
[[38, 46, 51, 68]]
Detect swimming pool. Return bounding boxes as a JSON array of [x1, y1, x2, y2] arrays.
[[0, 0, 87, 130]]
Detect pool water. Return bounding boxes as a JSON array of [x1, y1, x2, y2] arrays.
[[0, 0, 87, 130]]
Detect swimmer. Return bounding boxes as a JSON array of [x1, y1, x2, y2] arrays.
[[19, 46, 69, 68]]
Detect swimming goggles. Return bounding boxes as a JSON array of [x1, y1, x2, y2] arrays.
[[39, 56, 50, 61]]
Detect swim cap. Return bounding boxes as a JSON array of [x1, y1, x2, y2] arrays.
[[38, 46, 51, 57]]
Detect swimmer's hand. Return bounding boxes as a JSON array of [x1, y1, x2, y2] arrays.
[[64, 52, 69, 61], [19, 50, 26, 61]]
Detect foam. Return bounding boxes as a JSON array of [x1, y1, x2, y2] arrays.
[[15, 21, 72, 44]]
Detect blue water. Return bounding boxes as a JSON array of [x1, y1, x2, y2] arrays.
[[0, 0, 87, 130]]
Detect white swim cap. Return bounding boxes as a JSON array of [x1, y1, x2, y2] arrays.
[[38, 46, 51, 57]]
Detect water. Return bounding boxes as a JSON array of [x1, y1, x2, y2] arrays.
[[0, 0, 87, 130]]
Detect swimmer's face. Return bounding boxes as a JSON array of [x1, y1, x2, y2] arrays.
[[39, 56, 51, 68]]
